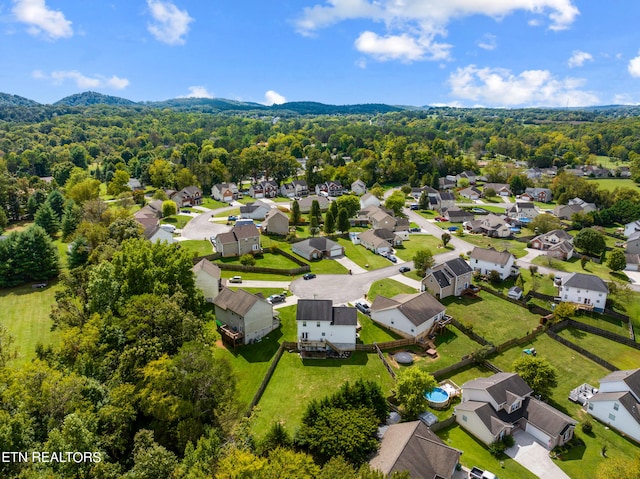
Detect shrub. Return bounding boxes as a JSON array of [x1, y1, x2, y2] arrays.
[[240, 254, 256, 266], [502, 434, 515, 448], [581, 419, 593, 434], [488, 440, 507, 456]]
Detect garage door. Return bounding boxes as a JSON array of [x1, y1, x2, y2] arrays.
[[330, 247, 343, 257], [525, 423, 552, 449]]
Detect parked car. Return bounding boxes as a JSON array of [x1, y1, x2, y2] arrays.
[[160, 224, 176, 233], [355, 301, 370, 315], [32, 283, 47, 289], [387, 255, 398, 263], [409, 203, 419, 210], [399, 266, 410, 273], [409, 226, 421, 232], [267, 293, 286, 304], [303, 273, 316, 280], [470, 466, 497, 479], [229, 276, 242, 283], [227, 215, 237, 221]]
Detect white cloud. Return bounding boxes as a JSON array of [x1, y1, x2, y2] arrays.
[[628, 52, 640, 78], [477, 34, 497, 51], [12, 0, 73, 39], [568, 50, 593, 68], [264, 90, 286, 105], [34, 70, 130, 90], [146, 0, 193, 45], [448, 65, 598, 107], [296, 0, 578, 62], [180, 86, 214, 98]]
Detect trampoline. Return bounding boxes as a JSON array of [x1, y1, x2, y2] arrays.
[[394, 352, 414, 365]]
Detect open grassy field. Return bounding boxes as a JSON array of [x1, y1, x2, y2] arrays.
[[458, 233, 529, 258], [178, 239, 213, 257], [590, 177, 639, 192], [251, 351, 396, 439], [1, 283, 60, 365], [367, 279, 417, 302], [214, 207, 240, 218], [557, 328, 640, 370], [394, 234, 445, 261], [532, 255, 628, 283], [441, 291, 541, 345]]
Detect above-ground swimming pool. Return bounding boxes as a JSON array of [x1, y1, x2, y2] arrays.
[[394, 352, 414, 365], [424, 387, 450, 409]]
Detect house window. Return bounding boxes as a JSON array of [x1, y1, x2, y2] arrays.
[[588, 403, 594, 410], [316, 322, 320, 327], [391, 321, 394, 324], [302, 321, 307, 327], [462, 415, 467, 422], [608, 413, 616, 421], [321, 332, 325, 337], [613, 403, 619, 411]]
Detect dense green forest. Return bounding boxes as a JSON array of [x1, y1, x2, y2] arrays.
[[1, 96, 640, 478]]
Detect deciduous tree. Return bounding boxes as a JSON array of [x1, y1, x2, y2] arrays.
[[395, 367, 437, 418], [512, 355, 558, 399]]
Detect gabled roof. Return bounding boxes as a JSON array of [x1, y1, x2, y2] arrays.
[[213, 287, 266, 316], [263, 208, 288, 224], [359, 229, 391, 249], [296, 299, 357, 326], [599, 369, 640, 398], [456, 401, 513, 435], [563, 272, 608, 293], [192, 258, 221, 279], [462, 372, 533, 405], [469, 247, 513, 266], [446, 207, 473, 218], [589, 391, 640, 424], [370, 292, 445, 326], [439, 257, 472, 277], [523, 397, 577, 437], [369, 421, 461, 479]]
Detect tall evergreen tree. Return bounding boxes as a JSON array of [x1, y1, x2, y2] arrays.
[[324, 210, 336, 235], [337, 208, 350, 234], [290, 200, 302, 226], [46, 189, 66, 219], [34, 203, 60, 236]]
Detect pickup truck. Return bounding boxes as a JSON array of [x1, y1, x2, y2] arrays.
[[470, 467, 497, 479]]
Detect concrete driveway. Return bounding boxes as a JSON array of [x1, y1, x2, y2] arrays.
[[505, 430, 570, 479]]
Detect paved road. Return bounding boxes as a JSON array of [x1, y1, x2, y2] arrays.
[[181, 205, 235, 240]]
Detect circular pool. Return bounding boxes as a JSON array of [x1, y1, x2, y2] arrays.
[[394, 352, 414, 365], [424, 387, 450, 409]]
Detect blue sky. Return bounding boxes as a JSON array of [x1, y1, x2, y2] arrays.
[[2, 0, 640, 107]]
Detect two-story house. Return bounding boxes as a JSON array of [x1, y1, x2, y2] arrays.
[[530, 229, 574, 260], [239, 200, 273, 220], [213, 287, 275, 346], [211, 182, 239, 203], [421, 258, 473, 299], [351, 179, 367, 195], [523, 187, 553, 203], [192, 258, 220, 302], [586, 369, 640, 444], [557, 272, 608, 312], [505, 202, 538, 221], [469, 247, 516, 280], [280, 180, 308, 198], [297, 299, 357, 356], [213, 224, 261, 257], [455, 372, 576, 450], [315, 180, 344, 197]]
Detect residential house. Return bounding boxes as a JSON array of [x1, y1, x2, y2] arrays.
[[297, 299, 357, 354], [351, 179, 367, 195], [445, 207, 474, 223], [586, 369, 640, 444], [170, 186, 203, 207], [459, 186, 482, 201], [360, 192, 381, 210], [483, 183, 512, 197], [455, 372, 576, 450], [280, 180, 308, 198], [564, 168, 584, 177], [144, 225, 175, 244], [523, 187, 553, 203], [439, 177, 457, 190], [261, 208, 289, 236], [421, 257, 473, 299], [558, 272, 608, 313], [524, 168, 543, 181], [134, 200, 174, 244], [626, 232, 640, 255], [617, 166, 632, 178], [358, 229, 403, 255], [249, 180, 278, 199], [292, 237, 344, 260], [211, 182, 239, 203], [239, 200, 273, 220], [297, 195, 330, 213], [438, 192, 456, 212], [469, 247, 517, 280], [127, 178, 143, 191], [213, 287, 275, 345], [192, 258, 221, 302], [553, 204, 584, 220], [465, 213, 511, 238], [530, 229, 574, 260], [370, 421, 461, 479], [568, 197, 597, 214], [625, 253, 640, 272], [369, 206, 400, 230], [370, 291, 446, 339], [505, 202, 538, 221], [213, 224, 261, 257], [624, 220, 640, 238], [457, 170, 477, 185], [315, 180, 344, 197]]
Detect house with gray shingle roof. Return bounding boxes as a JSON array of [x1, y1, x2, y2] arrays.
[[213, 287, 275, 345], [469, 247, 517, 280], [291, 237, 343, 260], [421, 258, 473, 299], [370, 291, 446, 339], [192, 258, 220, 302], [530, 229, 574, 260], [296, 299, 357, 354], [455, 372, 576, 450], [558, 272, 608, 312], [213, 224, 261, 257], [587, 369, 640, 444], [370, 420, 461, 479]]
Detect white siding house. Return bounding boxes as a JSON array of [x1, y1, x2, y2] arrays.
[[558, 272, 608, 313], [468, 247, 516, 280], [297, 299, 357, 354], [370, 292, 446, 339]]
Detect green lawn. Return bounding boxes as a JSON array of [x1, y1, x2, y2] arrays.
[[201, 197, 229, 209], [394, 234, 446, 261], [572, 312, 630, 337], [214, 207, 240, 218], [437, 425, 537, 479], [219, 270, 296, 282], [251, 351, 396, 439], [161, 214, 193, 229], [442, 291, 541, 345], [337, 237, 391, 270], [217, 251, 302, 270], [229, 287, 289, 298], [1, 283, 61, 365], [367, 279, 417, 302], [557, 328, 640, 370], [178, 240, 213, 257], [460, 234, 529, 258], [356, 312, 402, 344], [590, 178, 639, 192], [532, 255, 628, 283]]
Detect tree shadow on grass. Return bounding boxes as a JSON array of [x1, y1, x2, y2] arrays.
[[0, 278, 60, 297], [223, 329, 283, 363], [301, 351, 369, 367]]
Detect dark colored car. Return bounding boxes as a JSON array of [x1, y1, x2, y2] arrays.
[[267, 293, 286, 304], [399, 266, 410, 273], [227, 215, 237, 221], [303, 273, 316, 280], [355, 301, 371, 314], [409, 227, 421, 232]]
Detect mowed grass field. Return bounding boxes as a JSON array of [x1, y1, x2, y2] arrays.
[[1, 283, 60, 365]]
